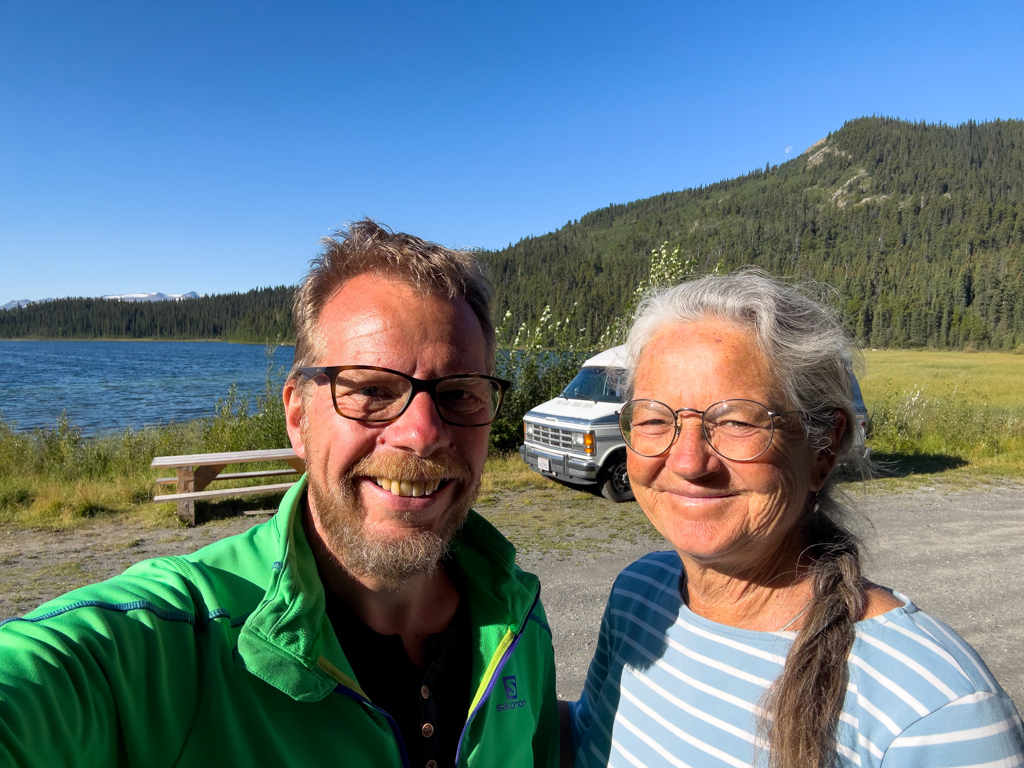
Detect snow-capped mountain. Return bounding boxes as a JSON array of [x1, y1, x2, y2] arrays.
[[2, 292, 200, 311], [100, 292, 201, 302]]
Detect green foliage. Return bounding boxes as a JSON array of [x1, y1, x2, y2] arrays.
[[599, 241, 722, 347], [489, 304, 593, 453], [489, 242, 722, 451]]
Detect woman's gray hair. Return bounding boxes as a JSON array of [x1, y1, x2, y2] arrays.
[[623, 267, 865, 476], [622, 267, 869, 768]]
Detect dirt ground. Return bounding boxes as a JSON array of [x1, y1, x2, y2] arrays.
[[2, 483, 1022, 709]]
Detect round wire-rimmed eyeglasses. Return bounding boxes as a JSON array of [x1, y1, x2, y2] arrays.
[[618, 398, 801, 461], [297, 365, 512, 427]]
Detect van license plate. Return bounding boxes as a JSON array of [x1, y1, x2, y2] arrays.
[[537, 457, 550, 472]]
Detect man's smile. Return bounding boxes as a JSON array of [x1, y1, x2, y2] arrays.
[[370, 477, 449, 497]]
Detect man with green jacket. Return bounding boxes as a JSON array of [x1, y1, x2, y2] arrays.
[[0, 220, 560, 768]]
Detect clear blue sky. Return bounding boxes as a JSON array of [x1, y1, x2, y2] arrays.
[[2, 0, 1022, 302]]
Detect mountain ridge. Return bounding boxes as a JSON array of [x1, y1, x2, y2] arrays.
[[482, 116, 1024, 350]]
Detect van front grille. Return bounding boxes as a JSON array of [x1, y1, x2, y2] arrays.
[[529, 424, 574, 450]]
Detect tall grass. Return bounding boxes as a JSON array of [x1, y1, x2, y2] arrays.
[[868, 386, 1024, 464], [860, 350, 1024, 477]]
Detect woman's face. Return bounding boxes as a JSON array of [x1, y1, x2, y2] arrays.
[[627, 319, 837, 575]]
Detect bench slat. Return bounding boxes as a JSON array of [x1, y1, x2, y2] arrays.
[[151, 448, 299, 468], [153, 482, 297, 504], [155, 468, 300, 485]]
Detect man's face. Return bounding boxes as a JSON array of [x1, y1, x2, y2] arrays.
[[284, 273, 491, 587]]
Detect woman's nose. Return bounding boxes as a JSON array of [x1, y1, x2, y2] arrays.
[[665, 418, 719, 478]]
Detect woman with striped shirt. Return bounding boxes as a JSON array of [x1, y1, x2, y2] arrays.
[[569, 270, 1023, 767]]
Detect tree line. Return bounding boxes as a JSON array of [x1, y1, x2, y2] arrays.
[[0, 287, 295, 343]]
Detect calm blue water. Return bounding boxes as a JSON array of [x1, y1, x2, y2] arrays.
[[0, 340, 296, 435]]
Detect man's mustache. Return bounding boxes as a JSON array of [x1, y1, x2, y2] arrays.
[[347, 450, 472, 485]]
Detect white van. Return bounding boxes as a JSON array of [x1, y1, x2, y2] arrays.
[[518, 346, 633, 501]]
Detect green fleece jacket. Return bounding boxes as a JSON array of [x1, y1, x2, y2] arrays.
[[0, 478, 559, 768]]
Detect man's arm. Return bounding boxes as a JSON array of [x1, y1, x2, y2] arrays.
[[0, 572, 206, 767], [1, 615, 128, 765]]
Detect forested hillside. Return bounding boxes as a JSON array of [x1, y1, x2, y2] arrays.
[[3, 117, 1022, 349], [485, 117, 1024, 350], [0, 287, 294, 343]]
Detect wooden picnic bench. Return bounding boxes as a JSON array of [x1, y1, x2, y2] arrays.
[[152, 448, 305, 526]]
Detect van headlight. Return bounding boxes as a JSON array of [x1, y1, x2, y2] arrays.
[[525, 422, 534, 436], [573, 431, 596, 455]]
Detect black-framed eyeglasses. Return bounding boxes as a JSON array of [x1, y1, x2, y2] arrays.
[[297, 365, 512, 427], [618, 399, 800, 461]]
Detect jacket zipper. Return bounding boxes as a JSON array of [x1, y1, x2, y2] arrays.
[[335, 685, 412, 768], [453, 587, 542, 766]]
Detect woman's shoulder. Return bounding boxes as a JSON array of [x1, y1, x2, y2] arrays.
[[616, 551, 683, 587], [605, 552, 684, 610], [849, 592, 1023, 761], [853, 590, 1013, 703]]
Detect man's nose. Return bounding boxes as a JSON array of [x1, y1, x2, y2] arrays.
[[385, 391, 450, 456]]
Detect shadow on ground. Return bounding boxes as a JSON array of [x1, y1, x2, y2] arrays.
[[868, 452, 968, 477], [196, 492, 286, 523]]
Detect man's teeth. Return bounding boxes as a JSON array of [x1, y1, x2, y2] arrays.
[[374, 478, 444, 497]]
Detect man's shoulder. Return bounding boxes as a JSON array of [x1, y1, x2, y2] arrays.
[[2, 515, 285, 640]]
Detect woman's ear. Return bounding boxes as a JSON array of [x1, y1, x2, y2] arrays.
[[810, 410, 847, 491]]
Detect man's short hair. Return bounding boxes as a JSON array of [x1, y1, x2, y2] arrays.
[[289, 219, 495, 381]]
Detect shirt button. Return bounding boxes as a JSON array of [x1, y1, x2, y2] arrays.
[[427, 762, 437, 768], [421, 723, 435, 738], [420, 685, 430, 699]]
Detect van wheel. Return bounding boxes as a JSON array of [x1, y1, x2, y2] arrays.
[[600, 454, 634, 502]]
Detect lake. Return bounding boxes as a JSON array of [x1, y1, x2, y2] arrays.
[[0, 340, 296, 435]]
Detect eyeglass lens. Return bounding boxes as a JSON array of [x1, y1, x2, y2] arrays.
[[619, 399, 776, 460], [332, 369, 503, 425]]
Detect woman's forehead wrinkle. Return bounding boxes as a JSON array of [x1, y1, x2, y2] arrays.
[[636, 322, 776, 406]]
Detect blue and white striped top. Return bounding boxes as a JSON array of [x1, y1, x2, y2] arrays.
[[570, 551, 1024, 768]]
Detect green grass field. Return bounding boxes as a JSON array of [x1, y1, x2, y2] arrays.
[[861, 350, 1024, 407], [859, 350, 1024, 485]]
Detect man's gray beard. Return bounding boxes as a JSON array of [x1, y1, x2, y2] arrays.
[[307, 449, 479, 590]]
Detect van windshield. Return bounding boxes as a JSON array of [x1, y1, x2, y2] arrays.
[[560, 367, 623, 403]]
